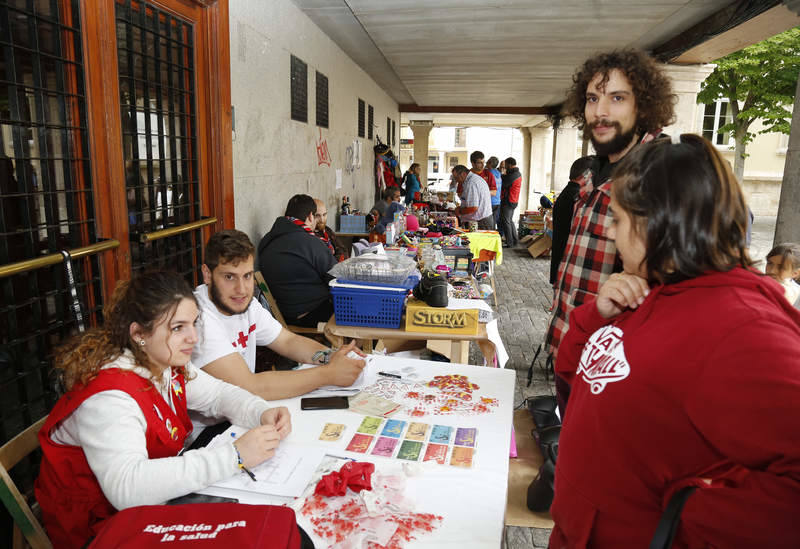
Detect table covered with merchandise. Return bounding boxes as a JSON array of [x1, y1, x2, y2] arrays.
[[198, 355, 516, 549]]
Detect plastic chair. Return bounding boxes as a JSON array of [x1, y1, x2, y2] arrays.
[[0, 416, 52, 549]]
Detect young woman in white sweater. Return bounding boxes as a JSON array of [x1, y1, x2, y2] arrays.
[[35, 271, 291, 549]]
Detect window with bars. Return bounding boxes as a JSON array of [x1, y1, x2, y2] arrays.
[[116, 0, 202, 281], [290, 54, 307, 123], [0, 0, 104, 535], [316, 71, 328, 128], [357, 98, 364, 138], [367, 104, 373, 140]]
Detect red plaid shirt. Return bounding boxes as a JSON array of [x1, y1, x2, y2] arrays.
[[545, 132, 661, 360]]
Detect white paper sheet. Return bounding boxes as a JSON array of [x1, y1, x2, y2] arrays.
[[206, 425, 325, 497], [298, 354, 377, 396]]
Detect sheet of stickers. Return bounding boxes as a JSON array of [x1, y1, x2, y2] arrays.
[[339, 416, 477, 468], [356, 373, 499, 418]]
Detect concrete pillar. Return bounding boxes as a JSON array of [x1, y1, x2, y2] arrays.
[[661, 64, 714, 136], [554, 126, 580, 193], [528, 126, 550, 204], [519, 127, 532, 212], [409, 121, 434, 186], [775, 74, 800, 244]]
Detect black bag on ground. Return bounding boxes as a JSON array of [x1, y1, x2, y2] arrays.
[[528, 395, 561, 430]]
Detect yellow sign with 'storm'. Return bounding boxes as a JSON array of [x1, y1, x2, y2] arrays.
[[405, 299, 480, 335]]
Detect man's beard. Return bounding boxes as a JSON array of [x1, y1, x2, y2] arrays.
[[586, 119, 637, 158], [209, 281, 250, 316]]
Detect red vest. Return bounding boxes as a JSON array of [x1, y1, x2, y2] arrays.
[[35, 368, 192, 549]]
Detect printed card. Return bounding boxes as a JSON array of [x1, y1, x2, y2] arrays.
[[381, 419, 406, 438], [357, 416, 383, 435], [346, 433, 373, 453], [454, 427, 477, 447], [405, 422, 429, 441], [396, 440, 423, 461], [429, 425, 453, 444], [423, 443, 448, 464], [450, 446, 474, 468], [371, 436, 399, 457], [318, 423, 345, 441]]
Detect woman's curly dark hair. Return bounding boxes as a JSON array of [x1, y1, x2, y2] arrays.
[[563, 49, 676, 135]]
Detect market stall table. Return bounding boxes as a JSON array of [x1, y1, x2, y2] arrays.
[[323, 315, 497, 365], [198, 355, 516, 549]]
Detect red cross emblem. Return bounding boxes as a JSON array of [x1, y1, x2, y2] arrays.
[[234, 324, 257, 348]]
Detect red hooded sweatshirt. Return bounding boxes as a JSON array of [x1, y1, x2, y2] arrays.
[[550, 267, 800, 548]]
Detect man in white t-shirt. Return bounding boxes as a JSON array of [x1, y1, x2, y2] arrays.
[[190, 229, 365, 440]]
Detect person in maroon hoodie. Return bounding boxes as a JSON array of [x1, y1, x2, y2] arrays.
[[550, 133, 800, 548]]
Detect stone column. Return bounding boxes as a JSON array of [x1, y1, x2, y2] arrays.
[[661, 64, 714, 135], [409, 121, 434, 186], [519, 127, 532, 212], [775, 74, 800, 244], [528, 126, 550, 205], [553, 126, 580, 193]]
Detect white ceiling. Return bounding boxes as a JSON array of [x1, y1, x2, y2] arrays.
[[292, 1, 795, 127]]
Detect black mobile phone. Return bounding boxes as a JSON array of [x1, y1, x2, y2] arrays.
[[300, 396, 350, 410]]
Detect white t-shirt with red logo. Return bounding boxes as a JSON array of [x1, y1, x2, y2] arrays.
[[192, 284, 282, 374]]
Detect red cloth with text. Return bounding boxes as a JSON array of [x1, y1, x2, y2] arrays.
[[314, 461, 375, 496], [88, 503, 301, 548], [36, 369, 191, 549]]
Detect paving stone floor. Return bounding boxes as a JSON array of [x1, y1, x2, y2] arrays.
[[480, 215, 777, 549]]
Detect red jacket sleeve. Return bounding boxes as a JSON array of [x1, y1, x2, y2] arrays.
[[509, 176, 521, 203], [677, 318, 800, 548]]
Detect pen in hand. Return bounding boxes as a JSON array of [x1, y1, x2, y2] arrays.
[[231, 432, 258, 482]]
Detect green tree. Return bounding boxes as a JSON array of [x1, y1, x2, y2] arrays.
[[697, 27, 800, 180]]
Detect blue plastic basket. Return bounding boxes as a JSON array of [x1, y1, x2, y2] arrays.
[[330, 279, 411, 328]]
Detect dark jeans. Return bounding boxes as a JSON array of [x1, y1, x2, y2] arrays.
[[492, 204, 502, 234], [499, 202, 518, 246], [477, 214, 495, 230]]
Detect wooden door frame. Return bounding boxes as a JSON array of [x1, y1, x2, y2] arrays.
[[80, 0, 232, 299]]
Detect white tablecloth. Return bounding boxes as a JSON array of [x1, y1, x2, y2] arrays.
[[199, 355, 516, 548]]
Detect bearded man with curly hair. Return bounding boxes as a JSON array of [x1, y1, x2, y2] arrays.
[[545, 49, 676, 417]]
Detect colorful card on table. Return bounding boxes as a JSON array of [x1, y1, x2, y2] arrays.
[[396, 440, 423, 461], [454, 427, 477, 447], [319, 423, 345, 441], [349, 391, 401, 417], [423, 443, 448, 464], [346, 433, 373, 453], [450, 446, 474, 468], [357, 416, 383, 435], [429, 425, 453, 444], [371, 436, 399, 457], [381, 419, 406, 438], [405, 422, 429, 441]]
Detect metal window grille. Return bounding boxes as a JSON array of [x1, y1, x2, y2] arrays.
[[357, 98, 364, 138], [0, 0, 103, 538], [290, 54, 307, 123], [367, 104, 373, 140], [116, 0, 202, 282], [315, 70, 328, 128]]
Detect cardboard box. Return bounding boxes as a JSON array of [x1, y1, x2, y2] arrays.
[[405, 298, 480, 335], [527, 233, 552, 258]]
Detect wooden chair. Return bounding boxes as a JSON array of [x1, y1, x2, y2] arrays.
[[0, 416, 52, 549], [253, 271, 322, 335]]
